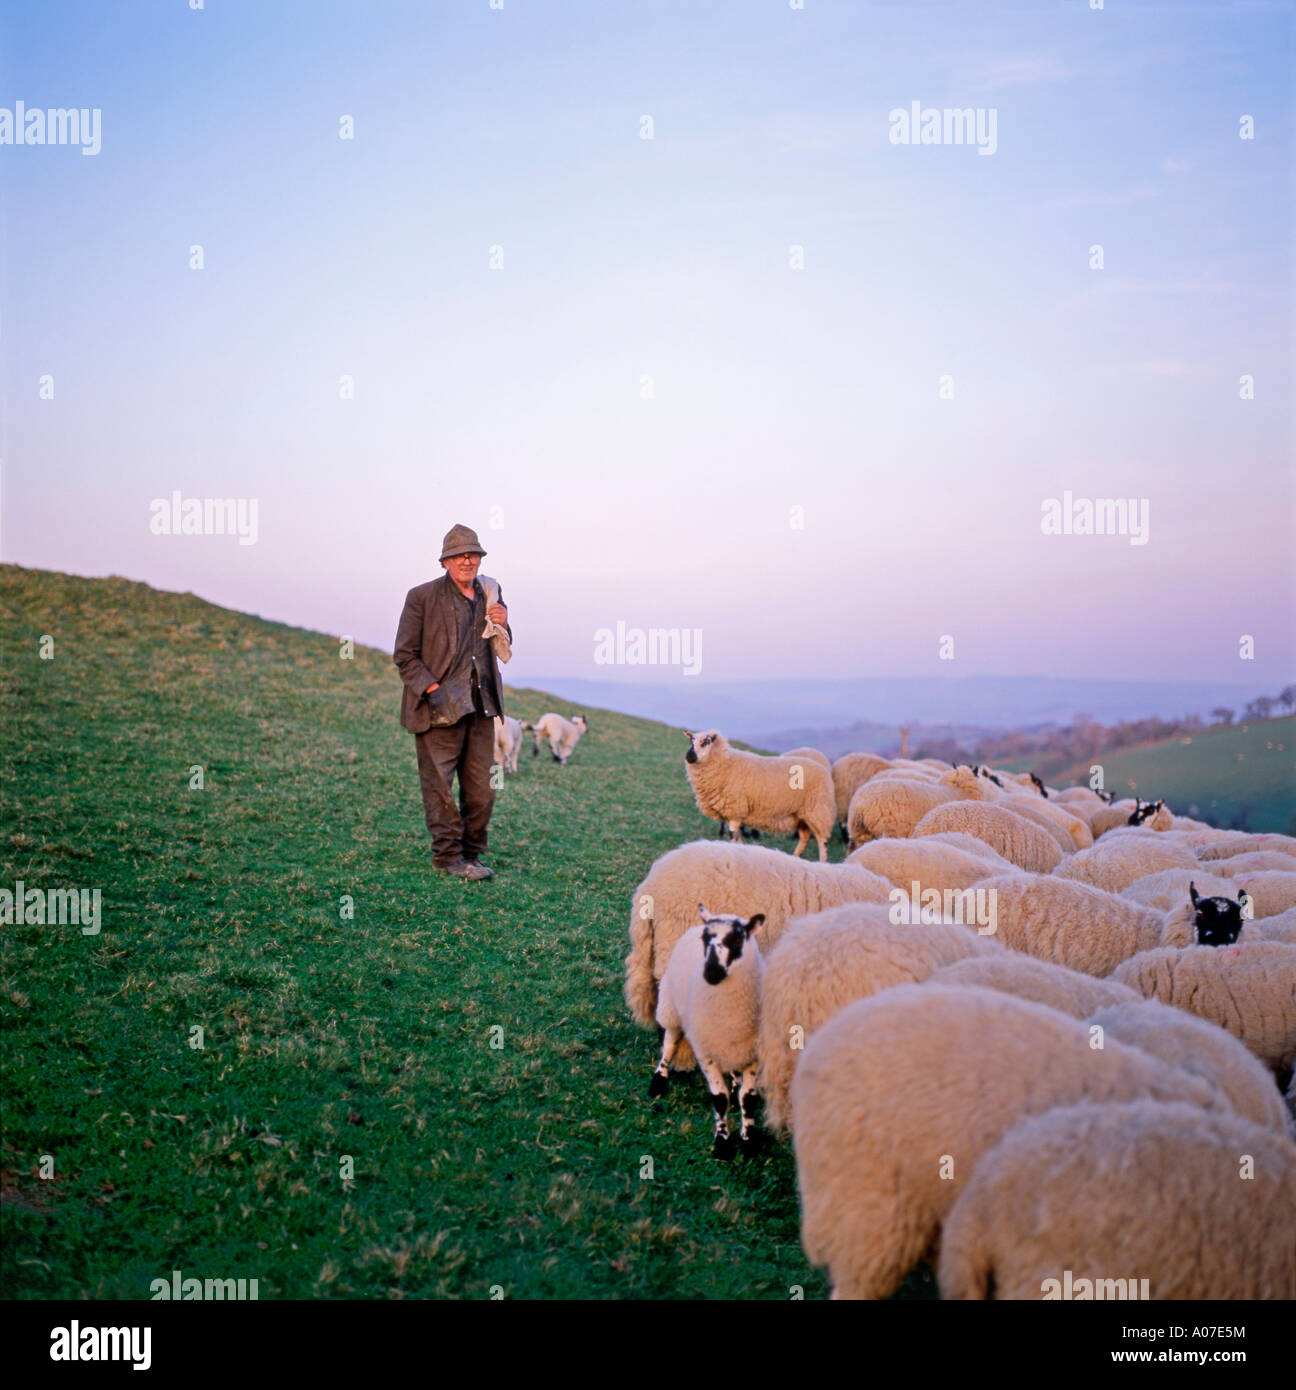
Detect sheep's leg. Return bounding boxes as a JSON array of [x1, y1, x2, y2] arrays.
[[814, 832, 828, 863], [726, 819, 743, 842], [793, 824, 811, 857], [649, 1029, 680, 1097], [737, 1067, 760, 1154], [701, 1059, 736, 1159]]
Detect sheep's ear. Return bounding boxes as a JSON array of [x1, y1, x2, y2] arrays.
[[1155, 799, 1165, 810], [745, 913, 766, 935], [1237, 890, 1251, 914], [1189, 882, 1200, 907]]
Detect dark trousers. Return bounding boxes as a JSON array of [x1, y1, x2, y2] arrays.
[[414, 713, 497, 866]]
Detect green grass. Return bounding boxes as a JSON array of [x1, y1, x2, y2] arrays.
[[2, 563, 911, 1301], [1041, 720, 1296, 834]]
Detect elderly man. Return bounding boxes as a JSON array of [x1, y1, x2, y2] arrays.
[[393, 523, 512, 880]]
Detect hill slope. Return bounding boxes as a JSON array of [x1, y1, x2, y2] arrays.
[[1044, 720, 1295, 834], [0, 564, 852, 1299]]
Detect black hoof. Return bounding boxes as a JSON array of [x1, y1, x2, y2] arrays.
[[739, 1131, 760, 1157], [648, 1071, 668, 1098], [712, 1133, 736, 1160]]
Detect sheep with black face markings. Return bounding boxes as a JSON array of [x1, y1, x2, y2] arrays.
[[685, 730, 836, 860], [649, 905, 766, 1159], [624, 839, 893, 1066]]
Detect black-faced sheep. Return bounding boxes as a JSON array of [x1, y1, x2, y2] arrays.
[[649, 906, 765, 1159]]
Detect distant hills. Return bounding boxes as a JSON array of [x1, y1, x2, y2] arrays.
[[520, 676, 1273, 757]]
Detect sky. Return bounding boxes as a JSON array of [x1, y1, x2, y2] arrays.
[[2, 0, 1294, 692]]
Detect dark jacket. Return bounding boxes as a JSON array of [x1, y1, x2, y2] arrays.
[[393, 574, 512, 734]]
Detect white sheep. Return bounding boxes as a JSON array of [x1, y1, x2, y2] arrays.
[[756, 905, 1004, 1132], [1216, 871, 1296, 920], [846, 764, 988, 848], [685, 730, 836, 859], [624, 839, 893, 1064], [1001, 793, 1093, 851], [1052, 831, 1197, 894], [1119, 867, 1238, 914], [969, 873, 1212, 976], [1052, 785, 1108, 814], [1194, 832, 1296, 861], [1206, 851, 1296, 875], [913, 801, 1065, 874], [1087, 1000, 1291, 1135], [649, 906, 766, 1159], [1241, 905, 1296, 946], [925, 953, 1142, 1018], [1088, 799, 1139, 839], [1112, 941, 1296, 1071], [845, 836, 1020, 893], [830, 752, 892, 830], [492, 715, 524, 774], [938, 1100, 1296, 1300], [783, 745, 831, 770], [524, 712, 588, 765], [790, 983, 1228, 1300]]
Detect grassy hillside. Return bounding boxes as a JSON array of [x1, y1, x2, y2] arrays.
[[0, 564, 878, 1301], [1040, 720, 1295, 834]]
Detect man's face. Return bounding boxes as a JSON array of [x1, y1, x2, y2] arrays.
[[444, 552, 482, 584]]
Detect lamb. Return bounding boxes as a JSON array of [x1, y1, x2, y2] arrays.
[[756, 906, 1004, 1132], [845, 836, 1018, 893], [649, 906, 766, 1158], [1052, 831, 1197, 894], [846, 765, 987, 849], [492, 715, 524, 774], [1087, 1000, 1291, 1135], [938, 1101, 1296, 1300], [1112, 941, 1296, 1071], [624, 839, 894, 1062], [684, 730, 837, 860], [830, 752, 892, 832], [925, 953, 1142, 1018], [789, 984, 1228, 1300], [523, 712, 588, 765], [912, 802, 1065, 874]]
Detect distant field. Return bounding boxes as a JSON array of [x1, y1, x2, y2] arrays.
[[1041, 719, 1295, 834], [0, 564, 861, 1301]]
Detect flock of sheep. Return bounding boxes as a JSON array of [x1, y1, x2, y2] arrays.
[[624, 730, 1296, 1300]]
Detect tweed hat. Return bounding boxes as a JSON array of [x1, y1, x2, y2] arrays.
[[440, 523, 486, 561]]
